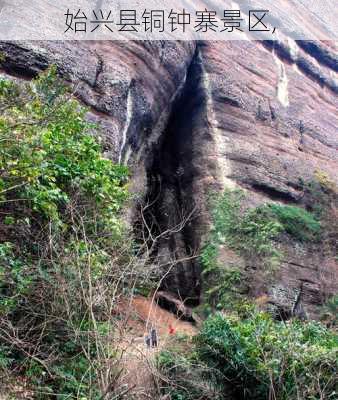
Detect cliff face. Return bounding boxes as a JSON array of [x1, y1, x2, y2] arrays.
[[0, 39, 337, 318], [188, 41, 338, 318]]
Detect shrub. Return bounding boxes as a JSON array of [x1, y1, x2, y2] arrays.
[[301, 171, 338, 261], [202, 189, 283, 268], [201, 190, 283, 309], [195, 312, 338, 400], [201, 189, 325, 309], [267, 204, 321, 242], [0, 242, 33, 315], [0, 66, 128, 225], [203, 267, 243, 311], [0, 67, 130, 397], [321, 294, 338, 327], [157, 337, 223, 400]]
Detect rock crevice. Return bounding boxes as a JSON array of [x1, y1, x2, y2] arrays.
[[0, 39, 337, 317], [140, 46, 205, 305]]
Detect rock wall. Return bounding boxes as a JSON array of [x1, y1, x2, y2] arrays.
[[191, 41, 338, 318], [0, 39, 337, 318]]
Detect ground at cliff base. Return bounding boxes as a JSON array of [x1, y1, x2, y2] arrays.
[[115, 295, 197, 399], [0, 296, 196, 400]]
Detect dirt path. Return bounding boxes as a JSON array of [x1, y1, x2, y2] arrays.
[[116, 295, 197, 399], [130, 295, 197, 336], [1, 296, 196, 400]]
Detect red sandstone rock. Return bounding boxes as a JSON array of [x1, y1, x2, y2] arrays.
[[0, 37, 336, 318]]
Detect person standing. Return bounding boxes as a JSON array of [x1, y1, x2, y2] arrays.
[[145, 333, 151, 348], [150, 326, 158, 347], [169, 324, 175, 335]]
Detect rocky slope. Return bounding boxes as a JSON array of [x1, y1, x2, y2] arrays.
[[0, 39, 337, 319]]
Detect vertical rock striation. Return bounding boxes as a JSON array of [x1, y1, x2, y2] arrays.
[[0, 38, 337, 318]]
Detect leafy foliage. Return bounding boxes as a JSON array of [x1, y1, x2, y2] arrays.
[[300, 170, 338, 219], [194, 312, 338, 400], [201, 190, 283, 309], [159, 311, 337, 400], [300, 171, 338, 268], [202, 189, 283, 269], [157, 336, 223, 400], [0, 66, 128, 224], [0, 67, 130, 397], [321, 294, 338, 328], [0, 242, 33, 315], [267, 204, 321, 242], [201, 189, 325, 310]]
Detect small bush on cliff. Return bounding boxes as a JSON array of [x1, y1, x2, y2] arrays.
[[0, 67, 130, 397], [301, 171, 338, 267], [201, 189, 282, 309], [201, 189, 324, 310], [267, 204, 321, 242], [202, 189, 283, 267], [301, 170, 338, 219], [321, 294, 338, 327]]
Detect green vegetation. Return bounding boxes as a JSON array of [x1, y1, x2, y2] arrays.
[[160, 183, 336, 399], [196, 311, 337, 400], [0, 68, 130, 397], [159, 310, 338, 400], [200, 189, 281, 309], [300, 170, 338, 219], [202, 190, 277, 262], [157, 335, 223, 400], [0, 66, 128, 225], [267, 204, 321, 242], [200, 189, 324, 310], [0, 67, 336, 400], [302, 170, 338, 253], [201, 189, 283, 275], [321, 294, 338, 328], [208, 190, 282, 254]]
